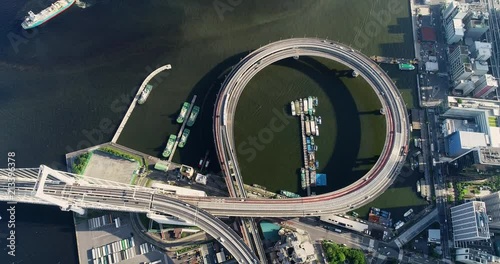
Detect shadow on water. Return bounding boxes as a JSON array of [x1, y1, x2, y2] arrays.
[[176, 51, 250, 168], [379, 14, 419, 107], [234, 55, 382, 194], [289, 57, 367, 192]]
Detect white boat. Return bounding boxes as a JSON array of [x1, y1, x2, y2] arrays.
[[316, 124, 319, 136], [291, 102, 296, 116], [310, 120, 316, 135], [294, 100, 300, 115], [305, 117, 311, 136], [303, 98, 308, 113], [404, 209, 414, 218], [395, 221, 404, 230]]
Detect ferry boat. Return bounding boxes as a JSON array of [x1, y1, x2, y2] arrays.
[[138, 84, 153, 104], [305, 116, 311, 136], [290, 101, 296, 116], [310, 171, 317, 186], [308, 96, 313, 112], [311, 120, 316, 136], [294, 101, 300, 115], [404, 209, 414, 218], [395, 221, 405, 230], [280, 190, 301, 198], [162, 135, 177, 158], [399, 63, 415, 71], [187, 106, 200, 127], [21, 0, 75, 29], [176, 102, 191, 124], [178, 129, 190, 148], [301, 168, 306, 190], [302, 98, 308, 113]]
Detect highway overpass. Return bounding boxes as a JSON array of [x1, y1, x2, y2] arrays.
[[208, 38, 410, 216], [0, 38, 410, 263]]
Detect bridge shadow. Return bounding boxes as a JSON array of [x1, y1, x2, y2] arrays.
[[271, 56, 368, 193], [175, 51, 251, 168]]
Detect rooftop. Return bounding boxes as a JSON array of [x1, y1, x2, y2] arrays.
[[446, 96, 500, 115]]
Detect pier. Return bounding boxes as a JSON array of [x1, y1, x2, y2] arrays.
[[167, 95, 198, 166], [299, 99, 311, 196], [111, 64, 172, 143], [370, 56, 418, 65]]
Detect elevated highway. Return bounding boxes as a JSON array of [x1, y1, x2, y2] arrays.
[[0, 38, 410, 262], [1, 39, 410, 217], [205, 38, 409, 216], [0, 167, 259, 264]]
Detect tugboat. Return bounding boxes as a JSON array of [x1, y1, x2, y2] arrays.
[[178, 129, 190, 148], [138, 84, 153, 104], [162, 135, 177, 158], [177, 102, 191, 124], [187, 106, 200, 127]]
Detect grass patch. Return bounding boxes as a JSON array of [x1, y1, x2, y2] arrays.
[[98, 146, 145, 167], [72, 152, 93, 175]]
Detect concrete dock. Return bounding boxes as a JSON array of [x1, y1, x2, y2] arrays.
[[167, 95, 197, 166], [299, 99, 311, 196], [111, 64, 172, 143], [370, 56, 418, 65]]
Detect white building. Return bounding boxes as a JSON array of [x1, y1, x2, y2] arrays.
[[470, 41, 492, 61], [472, 61, 489, 76], [442, 96, 500, 149], [443, 1, 470, 22], [195, 173, 208, 185], [451, 201, 490, 244], [455, 248, 500, 264], [274, 230, 316, 264], [428, 229, 441, 244], [454, 78, 477, 96], [449, 46, 473, 82], [446, 18, 465, 44], [473, 74, 498, 99], [481, 191, 500, 229], [447, 131, 488, 157]]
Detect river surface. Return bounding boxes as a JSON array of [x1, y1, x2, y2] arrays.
[[0, 0, 415, 262]]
